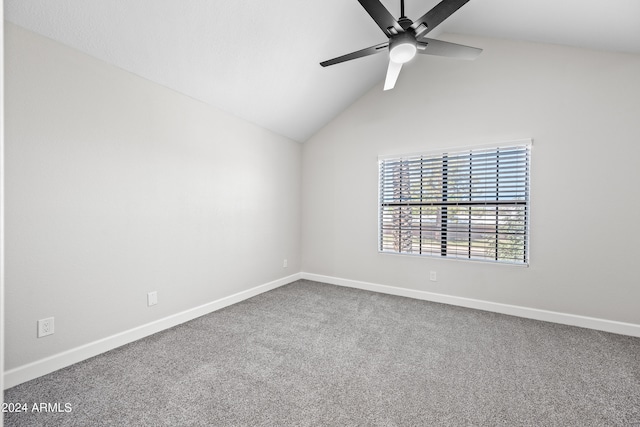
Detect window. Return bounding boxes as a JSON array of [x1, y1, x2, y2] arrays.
[[379, 141, 531, 264]]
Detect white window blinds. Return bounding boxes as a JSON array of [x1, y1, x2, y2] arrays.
[[379, 143, 531, 264]]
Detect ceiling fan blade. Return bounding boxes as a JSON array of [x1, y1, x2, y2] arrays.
[[320, 42, 389, 67], [410, 0, 470, 38], [384, 60, 403, 91], [417, 39, 482, 60], [357, 0, 403, 36]]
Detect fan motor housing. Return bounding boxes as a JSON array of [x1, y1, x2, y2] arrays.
[[397, 16, 414, 30]]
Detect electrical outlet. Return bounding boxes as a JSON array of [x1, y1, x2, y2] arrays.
[[147, 291, 158, 307], [37, 317, 55, 338], [430, 271, 437, 282], [283, 259, 288, 268]]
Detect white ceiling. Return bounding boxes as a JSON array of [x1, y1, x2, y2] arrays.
[[6, 0, 640, 142]]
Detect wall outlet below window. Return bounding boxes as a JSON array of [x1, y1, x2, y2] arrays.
[[429, 271, 437, 282]]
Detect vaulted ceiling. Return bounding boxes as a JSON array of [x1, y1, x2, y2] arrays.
[[6, 0, 640, 142]]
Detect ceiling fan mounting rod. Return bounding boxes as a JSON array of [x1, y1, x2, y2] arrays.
[[397, 0, 414, 31]]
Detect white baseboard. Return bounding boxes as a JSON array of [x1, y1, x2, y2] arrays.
[[3, 273, 301, 389], [6, 271, 638, 389], [301, 272, 640, 338]]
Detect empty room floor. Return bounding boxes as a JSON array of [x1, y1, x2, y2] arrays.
[[4, 280, 640, 426]]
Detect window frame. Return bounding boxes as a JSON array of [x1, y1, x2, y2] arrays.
[[378, 140, 532, 266]]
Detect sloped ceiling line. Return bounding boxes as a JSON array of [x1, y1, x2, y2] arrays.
[[6, 0, 640, 142]]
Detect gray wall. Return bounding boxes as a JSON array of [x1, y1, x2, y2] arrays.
[[4, 23, 301, 371], [302, 34, 640, 324], [5, 23, 640, 380]]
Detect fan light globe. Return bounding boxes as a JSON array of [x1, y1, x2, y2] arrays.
[[390, 42, 417, 63]]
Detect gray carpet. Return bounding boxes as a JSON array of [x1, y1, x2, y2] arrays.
[[4, 279, 640, 426]]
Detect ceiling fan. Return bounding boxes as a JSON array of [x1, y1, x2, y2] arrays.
[[320, 0, 482, 90]]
